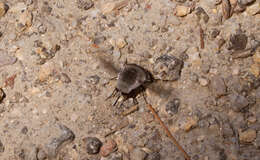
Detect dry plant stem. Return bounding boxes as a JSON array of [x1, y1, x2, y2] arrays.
[[146, 104, 191, 160], [200, 27, 204, 49]]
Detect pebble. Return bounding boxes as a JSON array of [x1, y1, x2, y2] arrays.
[[0, 139, 4, 152], [101, 152, 122, 160], [247, 116, 257, 124], [0, 88, 5, 103], [153, 54, 183, 81], [181, 116, 199, 131], [209, 28, 220, 39], [210, 75, 227, 98], [116, 37, 127, 49], [38, 62, 55, 81], [46, 124, 75, 158], [186, 47, 201, 66], [0, 2, 8, 17], [250, 64, 260, 77], [84, 137, 102, 154], [146, 152, 160, 160], [37, 148, 47, 160], [86, 75, 100, 85], [100, 139, 117, 157], [176, 6, 191, 17], [229, 93, 249, 112], [239, 129, 257, 143], [165, 98, 180, 115], [77, 0, 94, 10], [21, 126, 28, 134], [199, 77, 209, 86], [228, 33, 248, 51], [130, 148, 147, 160], [246, 2, 260, 16]]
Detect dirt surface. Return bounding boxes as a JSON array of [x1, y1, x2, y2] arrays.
[[0, 0, 260, 160]]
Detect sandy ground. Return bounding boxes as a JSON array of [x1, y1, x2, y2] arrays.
[[0, 0, 260, 160]]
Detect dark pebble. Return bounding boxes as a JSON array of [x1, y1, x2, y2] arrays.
[[165, 98, 180, 115], [210, 75, 227, 98], [229, 93, 249, 112], [84, 137, 102, 154], [0, 139, 4, 152], [210, 28, 220, 39], [145, 152, 160, 160], [46, 124, 75, 158], [77, 0, 94, 10], [153, 54, 183, 81], [228, 33, 247, 51], [21, 126, 28, 135]]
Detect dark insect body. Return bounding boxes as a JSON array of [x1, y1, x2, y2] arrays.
[[107, 63, 153, 106]]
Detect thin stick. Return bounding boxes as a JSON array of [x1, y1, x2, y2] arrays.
[[146, 104, 191, 160], [200, 26, 204, 49]]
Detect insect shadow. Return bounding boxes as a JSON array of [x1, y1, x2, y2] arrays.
[[96, 53, 173, 107]]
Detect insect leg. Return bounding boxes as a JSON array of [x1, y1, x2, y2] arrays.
[[133, 98, 138, 105], [106, 88, 118, 100], [112, 95, 121, 106], [141, 86, 148, 104]]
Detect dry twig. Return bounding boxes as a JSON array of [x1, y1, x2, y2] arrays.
[[146, 104, 191, 160], [200, 27, 204, 49]]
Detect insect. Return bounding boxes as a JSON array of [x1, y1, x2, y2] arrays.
[[95, 53, 191, 160], [106, 62, 154, 106]]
